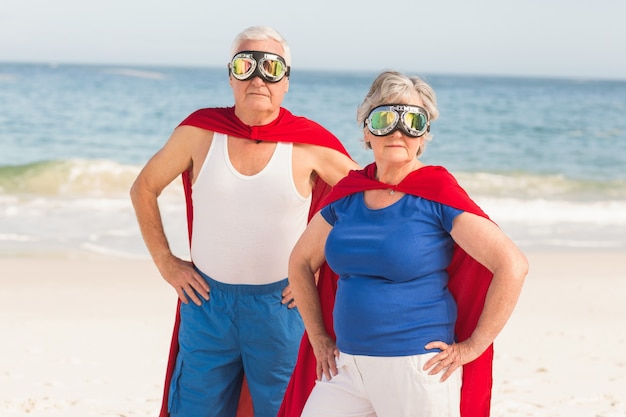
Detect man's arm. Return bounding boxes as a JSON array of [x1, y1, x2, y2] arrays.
[[129, 125, 211, 305], [293, 143, 360, 196]]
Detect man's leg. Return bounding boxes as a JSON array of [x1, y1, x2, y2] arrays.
[[239, 278, 305, 417], [168, 274, 244, 417]]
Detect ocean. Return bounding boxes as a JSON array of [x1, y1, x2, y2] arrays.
[[1, 62, 625, 259]]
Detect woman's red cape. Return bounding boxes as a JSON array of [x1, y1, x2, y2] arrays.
[[277, 163, 495, 417], [157, 107, 351, 417]]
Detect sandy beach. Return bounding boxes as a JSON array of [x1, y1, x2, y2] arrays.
[[1, 250, 625, 417]]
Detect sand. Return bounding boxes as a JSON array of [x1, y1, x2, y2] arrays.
[[1, 250, 625, 416]]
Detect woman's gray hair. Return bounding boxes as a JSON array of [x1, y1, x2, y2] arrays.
[[357, 71, 439, 153], [231, 26, 292, 66]]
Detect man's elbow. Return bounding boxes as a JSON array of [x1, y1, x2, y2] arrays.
[[129, 175, 150, 207], [129, 177, 140, 203]]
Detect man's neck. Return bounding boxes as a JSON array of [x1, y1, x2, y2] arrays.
[[234, 107, 281, 127]]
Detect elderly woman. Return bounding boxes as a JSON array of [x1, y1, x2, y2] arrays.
[[283, 71, 528, 417]]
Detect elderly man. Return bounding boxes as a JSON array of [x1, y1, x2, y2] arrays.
[[130, 26, 358, 417]]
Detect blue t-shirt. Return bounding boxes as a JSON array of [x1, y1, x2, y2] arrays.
[[320, 192, 463, 356]]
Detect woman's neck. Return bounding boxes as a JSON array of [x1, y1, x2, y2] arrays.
[[375, 159, 424, 185]]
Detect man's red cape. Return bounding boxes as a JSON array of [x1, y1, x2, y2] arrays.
[[158, 106, 351, 417], [277, 163, 494, 417]]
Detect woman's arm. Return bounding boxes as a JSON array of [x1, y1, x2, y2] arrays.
[[425, 212, 529, 381], [288, 212, 339, 380]]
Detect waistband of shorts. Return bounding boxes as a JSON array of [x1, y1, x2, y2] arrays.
[[195, 267, 288, 295]]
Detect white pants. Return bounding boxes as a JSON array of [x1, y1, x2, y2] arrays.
[[301, 352, 462, 417]]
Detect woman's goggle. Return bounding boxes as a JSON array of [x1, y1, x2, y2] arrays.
[[365, 104, 430, 138], [229, 50, 290, 83]]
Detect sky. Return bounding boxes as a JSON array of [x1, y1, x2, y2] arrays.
[[1, 0, 625, 80]]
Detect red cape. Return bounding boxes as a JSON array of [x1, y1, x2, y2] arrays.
[[158, 106, 351, 417], [278, 163, 494, 417]]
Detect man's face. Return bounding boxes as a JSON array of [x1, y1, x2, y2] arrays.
[[229, 39, 289, 118]]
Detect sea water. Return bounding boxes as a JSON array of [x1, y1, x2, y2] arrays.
[[1, 62, 625, 258]]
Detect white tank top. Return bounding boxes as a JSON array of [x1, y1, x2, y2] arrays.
[[190, 133, 312, 284]]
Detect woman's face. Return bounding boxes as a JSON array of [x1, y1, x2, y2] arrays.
[[365, 91, 427, 165]]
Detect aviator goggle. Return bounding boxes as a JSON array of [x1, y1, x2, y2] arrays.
[[228, 50, 290, 83], [365, 104, 430, 138]]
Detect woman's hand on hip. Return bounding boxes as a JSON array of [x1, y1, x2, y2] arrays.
[[423, 340, 482, 382], [310, 333, 340, 381]]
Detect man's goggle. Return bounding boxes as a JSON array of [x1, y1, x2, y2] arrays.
[[228, 50, 290, 83], [365, 104, 430, 138]]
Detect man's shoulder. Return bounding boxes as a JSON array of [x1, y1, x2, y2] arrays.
[[279, 107, 327, 131], [178, 107, 233, 128], [280, 110, 347, 154], [292, 140, 346, 158]]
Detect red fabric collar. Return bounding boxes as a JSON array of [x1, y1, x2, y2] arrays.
[[179, 106, 348, 154], [322, 163, 489, 219]]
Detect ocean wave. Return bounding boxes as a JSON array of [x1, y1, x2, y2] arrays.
[[455, 171, 626, 201], [0, 159, 145, 197], [1, 160, 624, 203], [1, 194, 624, 257], [0, 159, 183, 202], [1, 162, 624, 257], [477, 197, 626, 225]]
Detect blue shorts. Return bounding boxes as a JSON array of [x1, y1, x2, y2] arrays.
[[168, 269, 305, 417]]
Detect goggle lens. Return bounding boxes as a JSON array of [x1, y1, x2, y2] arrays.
[[404, 111, 428, 132], [366, 105, 429, 137], [231, 57, 255, 77], [229, 51, 290, 83], [369, 111, 398, 131], [261, 59, 285, 78]]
